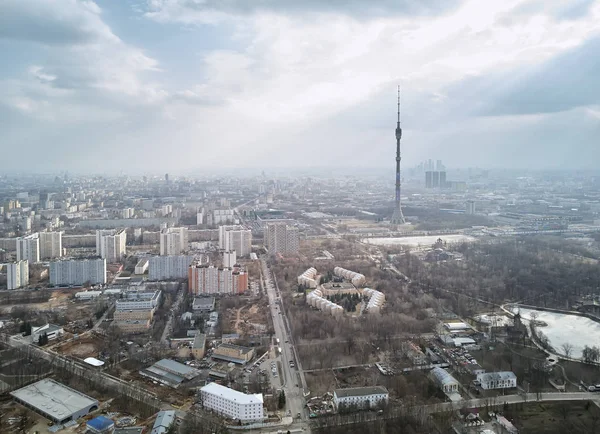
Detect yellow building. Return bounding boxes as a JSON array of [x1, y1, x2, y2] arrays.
[[213, 343, 254, 364]]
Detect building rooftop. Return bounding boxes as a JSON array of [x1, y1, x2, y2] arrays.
[[151, 410, 176, 434], [201, 382, 263, 405], [87, 416, 114, 431], [430, 367, 459, 386], [192, 297, 215, 310], [10, 379, 98, 420], [217, 343, 253, 355], [193, 333, 206, 349], [83, 357, 105, 367], [478, 371, 517, 381], [334, 386, 388, 398], [154, 359, 200, 380], [32, 323, 62, 335]]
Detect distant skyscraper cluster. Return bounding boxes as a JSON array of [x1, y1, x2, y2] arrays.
[[423, 159, 447, 189]]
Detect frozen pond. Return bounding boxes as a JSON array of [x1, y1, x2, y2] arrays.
[[362, 234, 476, 247], [513, 307, 600, 358]]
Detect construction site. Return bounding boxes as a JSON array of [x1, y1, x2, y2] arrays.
[[221, 298, 271, 337]]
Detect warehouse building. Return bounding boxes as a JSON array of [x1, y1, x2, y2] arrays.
[[10, 379, 99, 424], [140, 358, 201, 388]]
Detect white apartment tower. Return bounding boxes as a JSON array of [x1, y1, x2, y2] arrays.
[[265, 222, 299, 255], [16, 233, 40, 263], [160, 227, 188, 256], [96, 229, 126, 263], [7, 261, 29, 289], [40, 231, 63, 259], [218, 225, 252, 257], [49, 258, 107, 286], [223, 250, 237, 268]]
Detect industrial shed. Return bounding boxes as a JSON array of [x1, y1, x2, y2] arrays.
[[10, 379, 99, 424]]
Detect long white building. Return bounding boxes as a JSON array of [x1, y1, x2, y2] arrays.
[[265, 222, 299, 255], [49, 258, 107, 286], [7, 261, 29, 289], [298, 267, 318, 288], [149, 255, 199, 280], [40, 231, 63, 259], [477, 372, 517, 390], [17, 233, 40, 263], [159, 227, 188, 256], [96, 229, 126, 263], [333, 386, 388, 410], [115, 290, 161, 311], [200, 383, 264, 422], [218, 225, 252, 257]]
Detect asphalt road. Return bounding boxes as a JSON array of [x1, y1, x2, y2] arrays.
[[261, 258, 310, 432]]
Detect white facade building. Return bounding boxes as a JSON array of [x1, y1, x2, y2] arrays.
[[135, 258, 149, 274], [213, 209, 235, 225], [96, 229, 126, 263], [362, 288, 386, 314], [476, 372, 517, 390], [40, 231, 63, 259], [334, 267, 366, 287], [17, 233, 40, 263], [298, 267, 318, 288], [160, 227, 188, 256], [149, 255, 198, 280], [265, 222, 299, 255], [306, 289, 344, 317], [218, 225, 252, 257], [430, 367, 459, 393], [75, 290, 103, 300], [196, 212, 204, 225], [223, 250, 237, 268], [333, 386, 388, 410], [49, 258, 107, 286], [7, 261, 29, 289], [115, 290, 161, 311], [200, 383, 265, 422]]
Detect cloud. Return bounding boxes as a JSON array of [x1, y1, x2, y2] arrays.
[[465, 36, 600, 116], [144, 0, 462, 24], [0, 0, 116, 45]]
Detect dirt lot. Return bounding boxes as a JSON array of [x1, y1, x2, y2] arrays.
[[55, 335, 105, 359], [222, 301, 269, 336]]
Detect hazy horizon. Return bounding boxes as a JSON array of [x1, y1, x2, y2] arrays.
[[2, 0, 600, 172]]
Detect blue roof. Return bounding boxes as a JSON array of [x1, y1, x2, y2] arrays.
[[87, 416, 115, 430]]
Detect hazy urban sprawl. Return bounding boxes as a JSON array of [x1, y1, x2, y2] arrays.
[[2, 1, 600, 434]]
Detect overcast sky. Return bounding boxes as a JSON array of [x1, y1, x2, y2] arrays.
[[1, 0, 599, 174]]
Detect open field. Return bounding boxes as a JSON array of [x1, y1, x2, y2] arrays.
[[506, 401, 600, 434], [222, 299, 269, 336]]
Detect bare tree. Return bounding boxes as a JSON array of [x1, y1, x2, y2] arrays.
[[561, 342, 574, 359]]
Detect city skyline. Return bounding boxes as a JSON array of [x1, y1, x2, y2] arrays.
[[2, 0, 600, 172]]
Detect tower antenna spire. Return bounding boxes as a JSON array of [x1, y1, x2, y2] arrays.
[[391, 84, 406, 225]]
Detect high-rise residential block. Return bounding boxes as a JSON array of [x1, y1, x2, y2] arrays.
[[218, 225, 252, 257], [16, 233, 40, 263], [265, 222, 299, 255], [40, 231, 63, 259], [188, 264, 248, 295], [159, 227, 188, 256], [7, 260, 29, 289], [49, 258, 106, 286], [149, 255, 199, 280], [95, 229, 126, 263]]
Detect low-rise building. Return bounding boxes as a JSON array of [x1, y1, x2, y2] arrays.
[[200, 382, 265, 422], [333, 386, 389, 410], [134, 258, 149, 274], [32, 323, 63, 342], [75, 290, 103, 300], [212, 343, 254, 364], [86, 416, 115, 434], [115, 319, 151, 333], [429, 367, 459, 393], [192, 296, 215, 312], [10, 379, 98, 425], [140, 359, 201, 388], [151, 410, 175, 434], [477, 371, 517, 390]]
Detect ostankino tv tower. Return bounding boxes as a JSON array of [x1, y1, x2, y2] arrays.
[[391, 86, 406, 225]]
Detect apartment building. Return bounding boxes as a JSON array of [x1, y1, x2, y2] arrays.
[[16, 233, 40, 263], [159, 227, 188, 256], [218, 225, 252, 257], [188, 264, 248, 295], [333, 386, 389, 410], [200, 383, 264, 422], [96, 229, 126, 263], [7, 260, 29, 289], [49, 258, 107, 286], [40, 231, 63, 259], [148, 255, 198, 280], [265, 222, 299, 255]]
